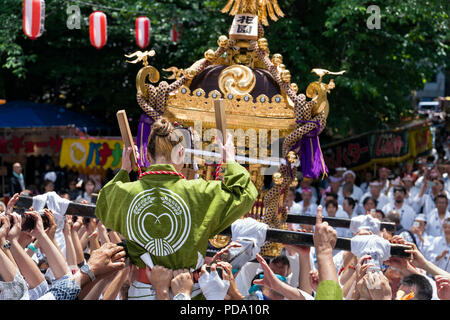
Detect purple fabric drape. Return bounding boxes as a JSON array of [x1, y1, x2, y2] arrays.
[[287, 120, 328, 180], [136, 113, 154, 168]]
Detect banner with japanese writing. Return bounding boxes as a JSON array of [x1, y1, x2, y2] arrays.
[[0, 127, 75, 162], [368, 130, 409, 160], [323, 134, 371, 170], [322, 124, 432, 171], [59, 137, 123, 171]]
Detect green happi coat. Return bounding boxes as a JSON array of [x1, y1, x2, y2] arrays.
[[95, 162, 258, 270]]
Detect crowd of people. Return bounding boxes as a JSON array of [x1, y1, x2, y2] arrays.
[[0, 119, 449, 301]]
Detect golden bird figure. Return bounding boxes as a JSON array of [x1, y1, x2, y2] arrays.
[[162, 66, 184, 80], [311, 69, 346, 84], [124, 50, 156, 66], [221, 0, 284, 26]]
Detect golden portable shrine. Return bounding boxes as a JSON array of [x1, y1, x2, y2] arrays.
[[126, 0, 345, 257]]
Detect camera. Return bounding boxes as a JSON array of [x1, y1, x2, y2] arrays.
[[21, 212, 51, 232], [206, 266, 223, 279], [0, 215, 15, 228]]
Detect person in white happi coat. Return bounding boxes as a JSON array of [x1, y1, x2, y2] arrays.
[[398, 214, 433, 253], [425, 194, 450, 238], [378, 167, 391, 194], [396, 175, 422, 212], [335, 197, 357, 239], [357, 180, 390, 215], [338, 170, 363, 203], [382, 186, 416, 231], [320, 176, 342, 207], [425, 218, 450, 273], [297, 187, 318, 216], [415, 178, 450, 217], [359, 171, 373, 194]]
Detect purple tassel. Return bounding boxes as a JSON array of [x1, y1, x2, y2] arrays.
[[136, 114, 154, 168], [300, 136, 328, 179], [288, 120, 329, 180]]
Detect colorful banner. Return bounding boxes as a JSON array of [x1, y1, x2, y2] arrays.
[[409, 126, 433, 157], [322, 123, 432, 171], [59, 137, 123, 170]]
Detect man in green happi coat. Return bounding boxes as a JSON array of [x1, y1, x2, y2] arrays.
[[95, 118, 258, 299]]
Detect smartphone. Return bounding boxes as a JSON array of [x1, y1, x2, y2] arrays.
[[413, 221, 420, 228], [206, 266, 223, 279], [428, 181, 435, 188], [116, 240, 129, 258]]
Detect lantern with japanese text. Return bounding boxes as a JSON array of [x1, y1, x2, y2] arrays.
[[23, 0, 45, 39], [89, 11, 107, 49], [135, 16, 151, 49]]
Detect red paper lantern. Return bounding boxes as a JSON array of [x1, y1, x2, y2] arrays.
[[170, 23, 178, 43], [89, 11, 107, 49], [23, 0, 45, 39], [135, 16, 150, 49]]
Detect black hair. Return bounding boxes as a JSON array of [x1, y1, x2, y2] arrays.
[[344, 197, 356, 209], [375, 209, 385, 219], [436, 193, 448, 204], [270, 255, 290, 269], [393, 186, 406, 194], [400, 274, 432, 300], [363, 196, 378, 207], [386, 211, 401, 225], [325, 192, 338, 201], [325, 199, 338, 209]]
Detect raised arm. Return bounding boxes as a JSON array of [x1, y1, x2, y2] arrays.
[[313, 205, 343, 300], [28, 211, 71, 280], [7, 213, 45, 289], [253, 254, 306, 300], [0, 216, 16, 282]]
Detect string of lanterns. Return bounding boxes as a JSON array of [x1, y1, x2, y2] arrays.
[[22, 0, 182, 49]]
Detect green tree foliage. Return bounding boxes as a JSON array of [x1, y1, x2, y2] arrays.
[[0, 0, 448, 137]]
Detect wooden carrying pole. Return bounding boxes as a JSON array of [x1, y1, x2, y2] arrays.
[[116, 110, 138, 171], [14, 195, 411, 258], [214, 99, 227, 161]]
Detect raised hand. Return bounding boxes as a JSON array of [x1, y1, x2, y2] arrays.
[[171, 269, 193, 298], [313, 205, 337, 254], [147, 265, 173, 300], [435, 275, 450, 300]]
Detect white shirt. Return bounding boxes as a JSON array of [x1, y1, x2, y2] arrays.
[[415, 192, 450, 217], [426, 236, 450, 272], [425, 208, 450, 238], [297, 201, 318, 216], [335, 209, 354, 238], [382, 201, 416, 230]]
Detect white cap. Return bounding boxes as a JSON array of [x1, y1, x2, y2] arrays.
[[44, 171, 57, 183], [343, 170, 356, 178], [336, 167, 347, 172], [330, 176, 343, 183], [415, 214, 426, 222]]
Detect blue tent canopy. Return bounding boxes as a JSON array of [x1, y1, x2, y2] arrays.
[[0, 101, 108, 132]]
